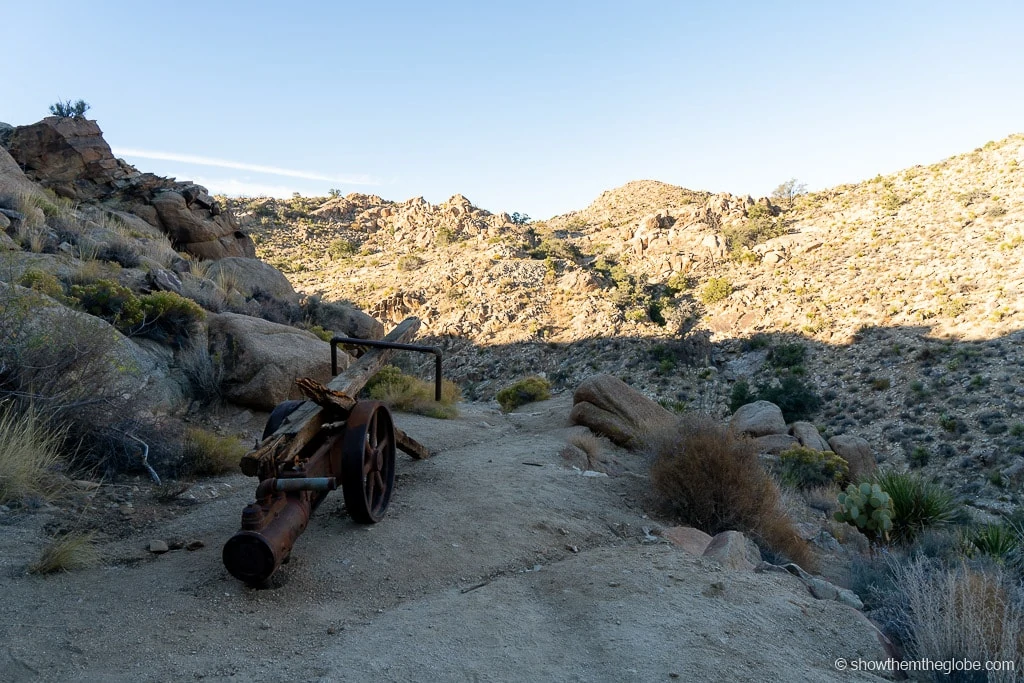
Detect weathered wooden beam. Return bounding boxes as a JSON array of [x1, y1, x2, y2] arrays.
[[395, 426, 431, 460], [239, 317, 422, 477]]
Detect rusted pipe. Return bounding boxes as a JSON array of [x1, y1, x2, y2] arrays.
[[223, 491, 313, 584]]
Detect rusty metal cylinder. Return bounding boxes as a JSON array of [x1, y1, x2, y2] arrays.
[[222, 493, 313, 584]]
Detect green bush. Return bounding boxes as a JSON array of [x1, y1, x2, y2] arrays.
[[496, 376, 551, 412], [17, 270, 65, 299], [966, 523, 1021, 563], [666, 272, 691, 294], [729, 379, 757, 412], [700, 277, 733, 304], [49, 99, 90, 118], [778, 446, 849, 490], [835, 481, 893, 544], [182, 428, 247, 476], [397, 255, 424, 271], [756, 374, 821, 422], [767, 342, 805, 369], [365, 365, 461, 419], [138, 291, 205, 348], [328, 238, 357, 259], [873, 471, 960, 544], [69, 279, 144, 330]]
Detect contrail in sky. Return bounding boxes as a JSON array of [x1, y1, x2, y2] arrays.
[[112, 147, 378, 186]]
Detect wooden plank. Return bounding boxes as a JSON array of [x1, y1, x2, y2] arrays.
[[395, 426, 431, 460], [239, 317, 422, 477]]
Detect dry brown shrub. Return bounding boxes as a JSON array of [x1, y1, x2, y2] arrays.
[[569, 432, 606, 461], [650, 414, 816, 569]]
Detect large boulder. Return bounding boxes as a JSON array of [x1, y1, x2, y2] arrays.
[[205, 257, 300, 304], [789, 421, 831, 451], [570, 374, 678, 449], [729, 400, 786, 438], [149, 188, 256, 259], [0, 284, 182, 414], [304, 297, 385, 341], [4, 117, 131, 199], [208, 312, 349, 410], [828, 435, 877, 480]]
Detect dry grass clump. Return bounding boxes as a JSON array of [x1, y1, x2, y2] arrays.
[[366, 365, 461, 419], [650, 415, 815, 569], [182, 428, 247, 476], [0, 403, 66, 505], [892, 560, 1022, 681], [569, 432, 607, 461], [29, 532, 99, 574]]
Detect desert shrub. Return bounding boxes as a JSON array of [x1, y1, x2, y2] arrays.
[[767, 342, 805, 369], [17, 270, 64, 299], [756, 374, 821, 422], [252, 289, 301, 325], [48, 99, 90, 119], [778, 446, 849, 490], [0, 403, 66, 505], [137, 291, 205, 348], [967, 523, 1021, 565], [496, 376, 551, 412], [365, 365, 461, 419], [328, 238, 357, 259], [666, 272, 691, 294], [723, 205, 787, 251], [97, 238, 141, 268], [700, 277, 733, 304], [890, 560, 1022, 681], [178, 341, 224, 405], [728, 379, 757, 412], [873, 471, 960, 544], [29, 532, 98, 574], [182, 428, 247, 476], [741, 333, 771, 351], [650, 415, 815, 569], [69, 279, 144, 330], [397, 255, 424, 271]]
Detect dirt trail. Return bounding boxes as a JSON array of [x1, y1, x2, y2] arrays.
[[1, 395, 888, 682]]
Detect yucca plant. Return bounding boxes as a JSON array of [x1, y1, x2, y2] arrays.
[[873, 470, 960, 544]]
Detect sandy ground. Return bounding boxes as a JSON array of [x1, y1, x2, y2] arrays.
[[0, 395, 889, 682]]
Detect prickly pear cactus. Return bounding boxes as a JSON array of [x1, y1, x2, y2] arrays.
[[834, 482, 893, 544]]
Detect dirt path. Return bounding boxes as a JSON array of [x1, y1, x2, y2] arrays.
[[1, 396, 888, 682]]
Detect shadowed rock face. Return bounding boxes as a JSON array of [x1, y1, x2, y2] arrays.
[[5, 117, 255, 260]]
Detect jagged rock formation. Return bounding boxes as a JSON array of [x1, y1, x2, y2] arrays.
[[4, 117, 255, 259]]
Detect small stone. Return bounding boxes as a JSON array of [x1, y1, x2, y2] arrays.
[[836, 588, 865, 610], [566, 545, 580, 553], [185, 540, 205, 551], [260, 621, 271, 630], [148, 540, 169, 554], [326, 626, 337, 635], [168, 539, 186, 551], [662, 526, 713, 555], [72, 479, 100, 490]]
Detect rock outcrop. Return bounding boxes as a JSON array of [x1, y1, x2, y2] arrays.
[[3, 117, 255, 260], [570, 374, 678, 448]]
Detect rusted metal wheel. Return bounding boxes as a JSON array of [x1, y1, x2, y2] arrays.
[[341, 401, 396, 524]]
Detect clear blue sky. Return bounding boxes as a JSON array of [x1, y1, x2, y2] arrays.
[[4, 1, 1022, 219]]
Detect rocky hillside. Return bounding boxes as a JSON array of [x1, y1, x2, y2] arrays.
[[241, 135, 1024, 517], [0, 116, 381, 476]]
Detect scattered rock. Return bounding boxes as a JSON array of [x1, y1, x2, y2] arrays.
[[185, 540, 205, 551], [663, 526, 713, 555], [148, 540, 169, 554], [702, 530, 762, 571]]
